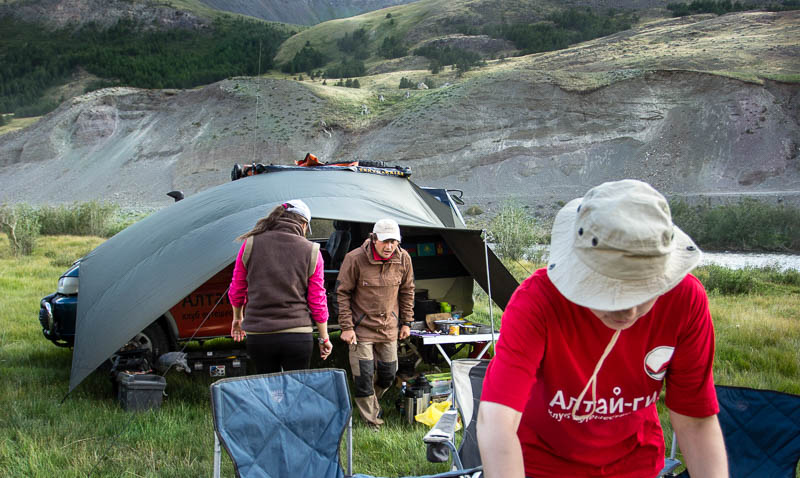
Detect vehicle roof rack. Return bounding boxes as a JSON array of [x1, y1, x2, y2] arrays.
[[231, 154, 412, 181]]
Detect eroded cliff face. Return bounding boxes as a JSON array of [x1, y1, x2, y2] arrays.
[[2, 0, 208, 30], [196, 0, 417, 25], [1, 0, 418, 29], [349, 71, 799, 210], [1, 72, 797, 212]]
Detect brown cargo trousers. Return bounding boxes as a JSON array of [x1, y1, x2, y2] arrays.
[[348, 341, 398, 427]]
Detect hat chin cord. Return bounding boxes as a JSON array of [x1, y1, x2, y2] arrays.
[[571, 329, 622, 421]]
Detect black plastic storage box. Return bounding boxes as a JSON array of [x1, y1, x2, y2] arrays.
[[116, 372, 166, 411], [186, 350, 249, 378]]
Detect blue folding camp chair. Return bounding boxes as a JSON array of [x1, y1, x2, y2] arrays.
[[210, 368, 482, 478], [664, 385, 800, 478]]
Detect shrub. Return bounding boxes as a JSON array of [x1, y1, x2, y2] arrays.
[[670, 199, 800, 252], [282, 42, 327, 75], [694, 265, 757, 295], [487, 200, 542, 261], [325, 59, 366, 79], [694, 264, 800, 295], [465, 205, 483, 216], [336, 28, 370, 60], [379, 35, 407, 59], [0, 203, 41, 255], [38, 201, 119, 237]]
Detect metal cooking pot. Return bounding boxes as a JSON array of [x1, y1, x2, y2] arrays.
[[433, 319, 465, 334]]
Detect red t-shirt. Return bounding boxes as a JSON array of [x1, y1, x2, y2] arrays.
[[481, 269, 719, 478]]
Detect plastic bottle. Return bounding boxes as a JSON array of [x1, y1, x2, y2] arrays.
[[397, 381, 408, 416]]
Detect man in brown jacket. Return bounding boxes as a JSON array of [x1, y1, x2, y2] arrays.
[[337, 218, 415, 429]]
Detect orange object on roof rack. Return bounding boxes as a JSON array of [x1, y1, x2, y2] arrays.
[[296, 152, 357, 168]]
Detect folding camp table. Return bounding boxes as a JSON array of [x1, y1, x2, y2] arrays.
[[409, 330, 498, 366]]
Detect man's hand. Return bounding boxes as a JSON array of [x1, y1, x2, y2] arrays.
[[399, 324, 411, 340], [341, 329, 357, 345], [231, 319, 246, 342]]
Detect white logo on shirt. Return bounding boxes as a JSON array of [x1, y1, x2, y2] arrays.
[[644, 346, 674, 381], [548, 389, 659, 422]]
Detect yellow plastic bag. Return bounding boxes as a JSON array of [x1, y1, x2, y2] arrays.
[[414, 401, 462, 431]]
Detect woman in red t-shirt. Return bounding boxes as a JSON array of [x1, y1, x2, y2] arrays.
[[478, 180, 728, 478]]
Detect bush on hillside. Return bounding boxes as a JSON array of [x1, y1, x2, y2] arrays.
[[325, 59, 366, 79], [413, 45, 483, 74], [336, 28, 370, 60], [487, 200, 542, 261], [668, 0, 798, 16], [0, 203, 40, 256], [466, 205, 484, 216], [282, 42, 327, 75], [481, 7, 637, 56], [379, 36, 408, 59], [0, 17, 290, 116]]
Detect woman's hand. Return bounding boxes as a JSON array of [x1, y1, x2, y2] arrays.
[[231, 318, 246, 342], [319, 339, 333, 360]]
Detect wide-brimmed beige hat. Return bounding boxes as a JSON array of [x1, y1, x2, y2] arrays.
[[547, 179, 701, 311]]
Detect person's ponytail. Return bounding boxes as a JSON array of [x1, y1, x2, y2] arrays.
[[237, 205, 285, 241]]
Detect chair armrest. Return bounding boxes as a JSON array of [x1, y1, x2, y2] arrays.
[[423, 409, 458, 444], [658, 457, 682, 477]]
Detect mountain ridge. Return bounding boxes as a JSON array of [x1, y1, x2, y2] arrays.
[[0, 8, 798, 216]]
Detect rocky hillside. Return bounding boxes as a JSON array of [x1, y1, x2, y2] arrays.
[[0, 0, 417, 29], [1, 0, 210, 30], [0, 10, 798, 216], [196, 0, 418, 25]]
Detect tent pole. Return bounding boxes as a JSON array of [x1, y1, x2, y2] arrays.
[[213, 433, 221, 478], [483, 230, 496, 347], [347, 415, 353, 476]]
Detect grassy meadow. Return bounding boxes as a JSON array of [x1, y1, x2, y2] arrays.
[[0, 235, 798, 477]]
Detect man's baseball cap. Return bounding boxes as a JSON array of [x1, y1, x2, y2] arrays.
[[373, 218, 401, 242], [546, 179, 701, 311], [284, 199, 312, 234]]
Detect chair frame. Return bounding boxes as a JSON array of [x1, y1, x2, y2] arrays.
[[211, 368, 482, 478]]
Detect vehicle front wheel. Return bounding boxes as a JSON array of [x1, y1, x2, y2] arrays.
[[125, 322, 171, 365]]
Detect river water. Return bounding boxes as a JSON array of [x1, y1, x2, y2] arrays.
[[700, 251, 800, 271], [525, 246, 800, 271]]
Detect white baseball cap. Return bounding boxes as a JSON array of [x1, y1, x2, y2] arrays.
[[546, 179, 701, 311], [373, 218, 401, 242], [284, 199, 312, 234]]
